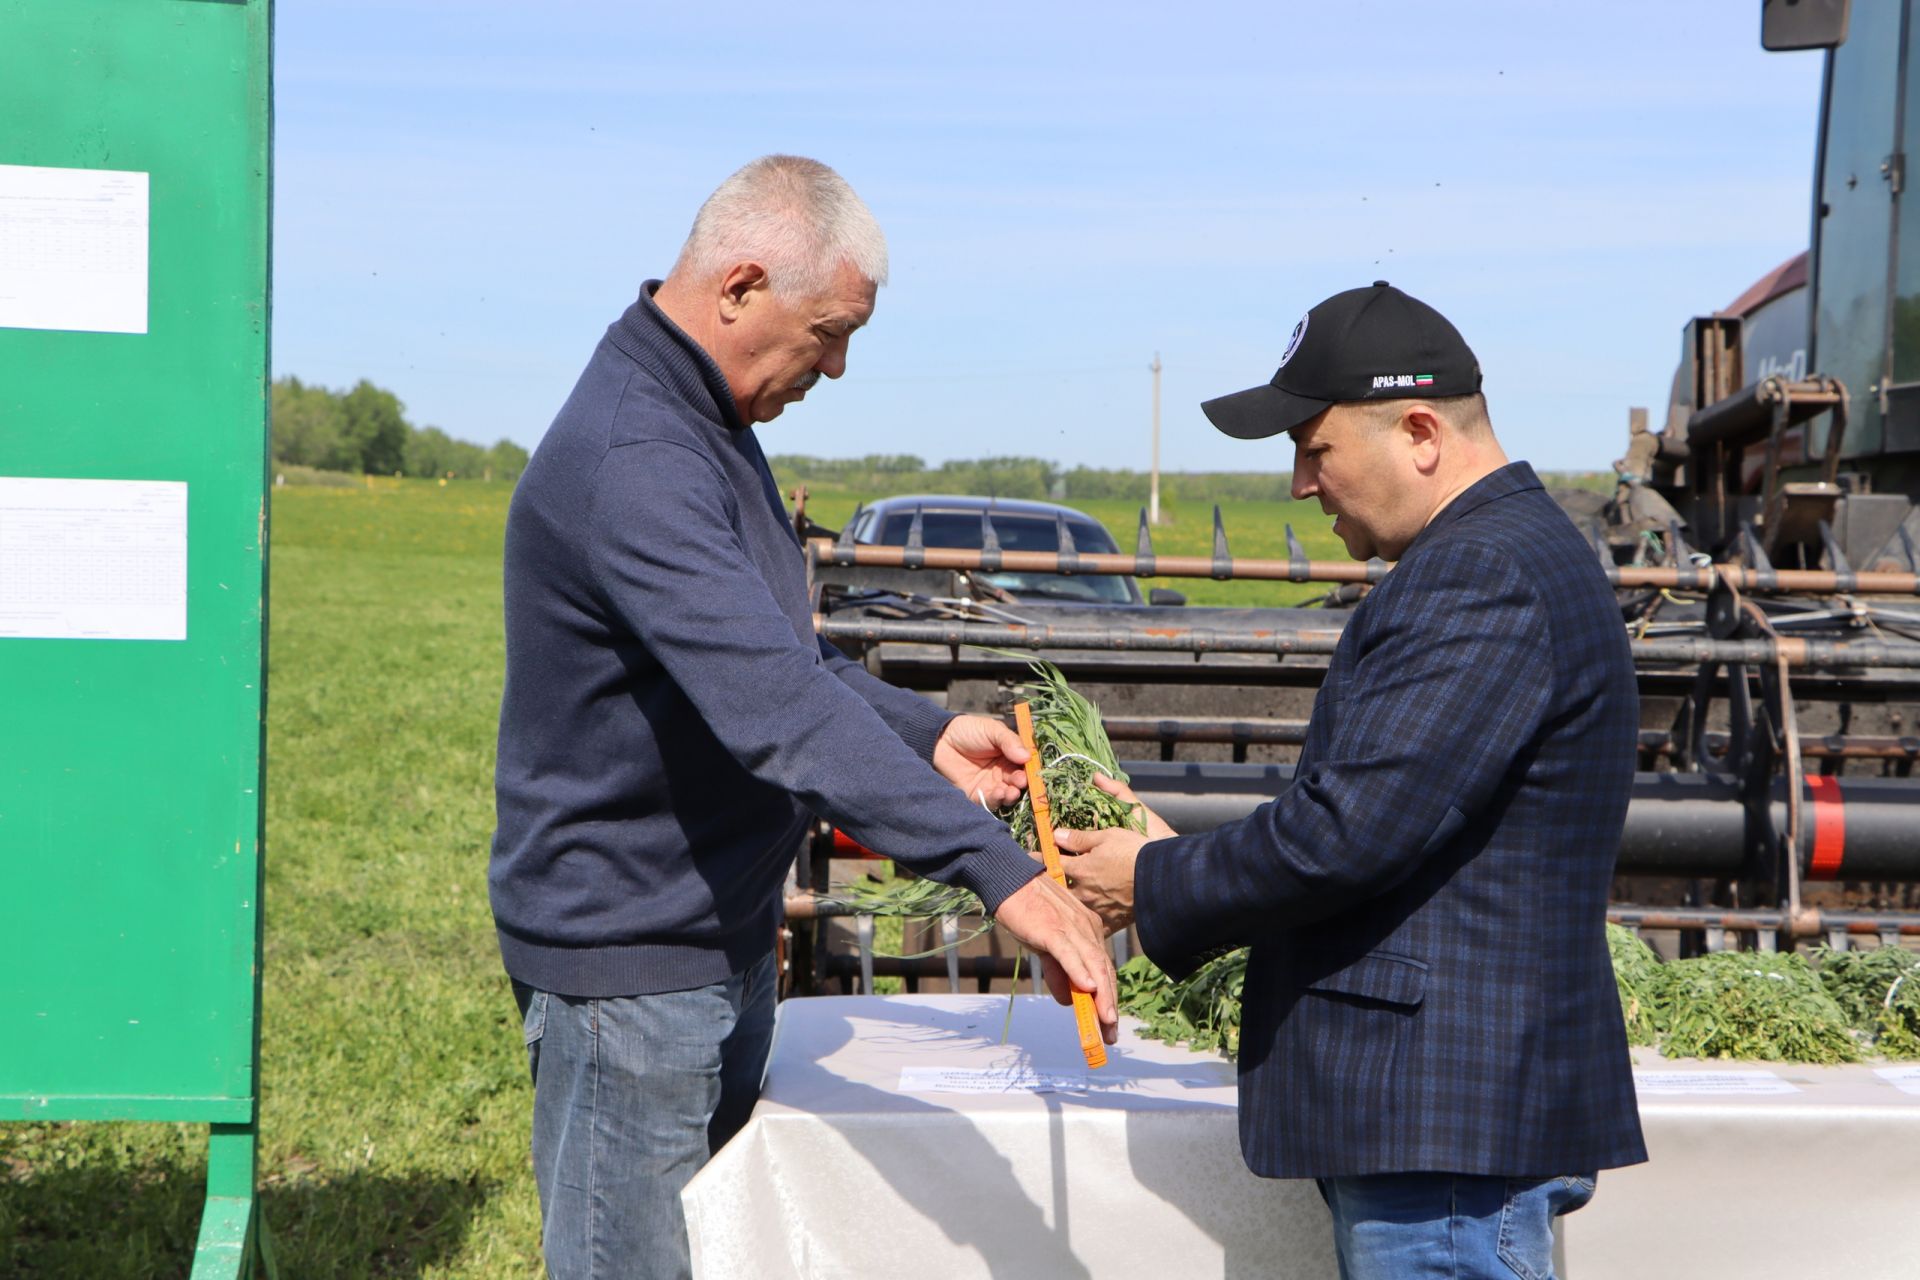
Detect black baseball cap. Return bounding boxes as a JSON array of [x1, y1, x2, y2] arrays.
[[1201, 281, 1482, 440]]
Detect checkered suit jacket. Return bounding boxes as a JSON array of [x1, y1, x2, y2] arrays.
[[1135, 462, 1648, 1179]]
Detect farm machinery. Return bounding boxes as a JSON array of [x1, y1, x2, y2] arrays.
[[785, 0, 1920, 992]]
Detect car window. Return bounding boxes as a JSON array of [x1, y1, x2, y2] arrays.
[[869, 511, 1133, 603], [872, 512, 1119, 553]]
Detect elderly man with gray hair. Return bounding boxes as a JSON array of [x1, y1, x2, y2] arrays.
[[490, 154, 1118, 1277]]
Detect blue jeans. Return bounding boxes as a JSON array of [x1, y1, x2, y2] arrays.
[[1317, 1171, 1597, 1280], [513, 951, 778, 1280]]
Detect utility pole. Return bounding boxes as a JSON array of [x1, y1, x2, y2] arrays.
[[1148, 351, 1163, 525]]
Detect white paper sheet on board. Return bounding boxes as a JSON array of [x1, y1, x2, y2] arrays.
[[0, 164, 150, 335], [0, 478, 186, 641]]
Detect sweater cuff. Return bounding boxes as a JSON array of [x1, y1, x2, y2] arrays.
[[893, 695, 959, 763], [966, 846, 1045, 916]]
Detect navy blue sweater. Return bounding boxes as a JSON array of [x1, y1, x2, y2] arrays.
[[490, 284, 1041, 997]]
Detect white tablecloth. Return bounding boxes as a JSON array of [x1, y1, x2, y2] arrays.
[[684, 995, 1920, 1279], [684, 994, 1336, 1279]]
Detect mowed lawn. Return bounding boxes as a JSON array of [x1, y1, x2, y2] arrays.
[[1, 477, 1341, 1277]]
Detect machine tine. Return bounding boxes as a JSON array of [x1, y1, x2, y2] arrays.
[[1818, 519, 1852, 575], [1055, 512, 1080, 573], [1739, 522, 1774, 572], [903, 504, 926, 569], [1286, 524, 1308, 581], [1135, 508, 1157, 576], [837, 501, 863, 548], [1667, 519, 1696, 566], [1211, 504, 1232, 578], [978, 508, 1002, 573], [1588, 519, 1612, 565]]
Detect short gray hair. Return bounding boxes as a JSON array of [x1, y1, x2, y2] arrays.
[[673, 155, 889, 299], [1350, 391, 1492, 439]]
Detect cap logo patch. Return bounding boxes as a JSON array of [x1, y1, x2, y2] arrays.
[[1277, 313, 1309, 369], [1372, 373, 1433, 390]]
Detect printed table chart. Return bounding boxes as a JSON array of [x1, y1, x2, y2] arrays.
[[686, 996, 1920, 1279]]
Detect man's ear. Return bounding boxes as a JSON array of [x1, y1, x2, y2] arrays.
[[717, 262, 770, 322], [1404, 405, 1444, 474]]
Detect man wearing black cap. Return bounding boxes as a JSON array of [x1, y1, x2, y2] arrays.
[[1056, 283, 1646, 1278]]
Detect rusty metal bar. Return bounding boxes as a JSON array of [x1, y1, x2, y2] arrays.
[[816, 615, 1920, 669], [1097, 719, 1919, 760], [1102, 716, 1310, 745], [816, 615, 1346, 655], [789, 891, 1920, 946], [808, 538, 1920, 595], [1608, 906, 1920, 940], [811, 538, 1384, 584], [1685, 377, 1847, 450]]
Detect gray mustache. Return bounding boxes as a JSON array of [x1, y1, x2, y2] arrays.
[[792, 371, 822, 392]]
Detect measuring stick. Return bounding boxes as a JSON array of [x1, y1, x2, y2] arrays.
[[1013, 701, 1108, 1069]]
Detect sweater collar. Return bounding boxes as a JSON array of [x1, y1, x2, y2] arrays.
[[1401, 460, 1542, 557], [607, 280, 747, 431]]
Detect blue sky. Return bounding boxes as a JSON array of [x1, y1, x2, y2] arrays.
[[273, 2, 1825, 473]]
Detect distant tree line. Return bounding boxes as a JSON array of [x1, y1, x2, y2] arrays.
[[768, 454, 1298, 503], [271, 377, 530, 481], [770, 454, 1614, 503]]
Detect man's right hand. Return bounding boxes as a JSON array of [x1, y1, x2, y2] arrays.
[[991, 874, 1119, 1045]]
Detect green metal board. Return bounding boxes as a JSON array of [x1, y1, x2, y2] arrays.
[[0, 1, 273, 1272]]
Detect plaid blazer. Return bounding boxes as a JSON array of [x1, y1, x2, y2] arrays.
[[1135, 462, 1647, 1180]]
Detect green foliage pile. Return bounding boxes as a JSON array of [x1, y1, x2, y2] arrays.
[[1118, 950, 1247, 1058], [994, 656, 1146, 850], [1113, 923, 1920, 1067], [271, 375, 529, 481], [1608, 924, 1665, 1046], [1653, 949, 1860, 1064], [1818, 944, 1920, 1059]]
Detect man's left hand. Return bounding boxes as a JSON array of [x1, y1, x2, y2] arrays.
[[1051, 774, 1177, 935], [932, 714, 1030, 809], [1051, 824, 1146, 935]]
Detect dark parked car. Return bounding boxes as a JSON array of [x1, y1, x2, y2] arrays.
[[850, 494, 1184, 607]]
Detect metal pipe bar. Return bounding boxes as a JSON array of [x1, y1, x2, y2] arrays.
[[1099, 719, 1920, 760], [809, 538, 1920, 596], [818, 616, 1920, 669], [1119, 762, 1920, 880], [791, 893, 1920, 947], [1685, 378, 1846, 449], [812, 538, 1384, 585], [1607, 906, 1920, 940], [1102, 716, 1310, 745], [818, 952, 1022, 982]]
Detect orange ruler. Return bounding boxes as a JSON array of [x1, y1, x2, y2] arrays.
[[1013, 700, 1107, 1069]]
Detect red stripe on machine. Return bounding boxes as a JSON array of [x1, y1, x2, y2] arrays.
[[830, 828, 883, 859], [1806, 774, 1846, 880]]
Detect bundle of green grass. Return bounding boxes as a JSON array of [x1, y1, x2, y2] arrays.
[[1650, 946, 1859, 1064], [1118, 949, 1246, 1058], [1817, 943, 1920, 1058], [1604, 924, 1920, 1064], [821, 655, 1141, 943]]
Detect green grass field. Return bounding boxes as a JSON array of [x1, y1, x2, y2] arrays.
[[0, 475, 1473, 1275]]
